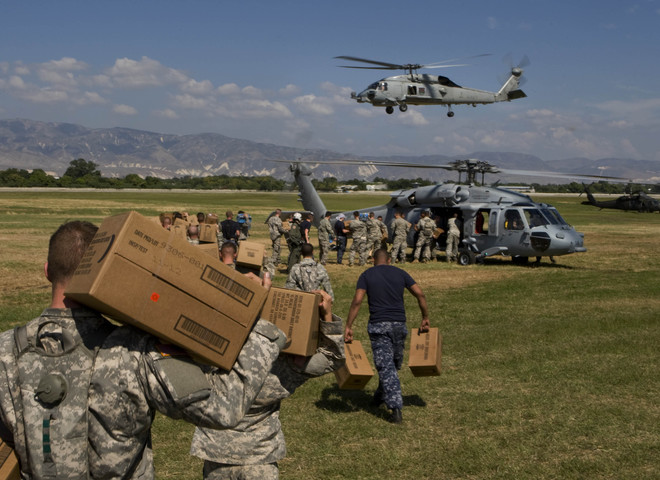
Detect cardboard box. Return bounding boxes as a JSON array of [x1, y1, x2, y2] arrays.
[[334, 340, 374, 390], [65, 211, 269, 370], [199, 224, 218, 244], [408, 328, 442, 377], [205, 213, 219, 224], [196, 242, 220, 259], [171, 223, 188, 241], [0, 439, 19, 480], [261, 287, 320, 356], [236, 241, 265, 274]]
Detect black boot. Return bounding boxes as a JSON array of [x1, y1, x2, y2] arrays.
[[389, 408, 402, 424]]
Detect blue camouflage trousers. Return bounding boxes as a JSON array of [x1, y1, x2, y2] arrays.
[[368, 321, 408, 410]]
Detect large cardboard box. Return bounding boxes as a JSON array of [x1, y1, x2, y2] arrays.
[[199, 224, 218, 244], [261, 287, 320, 356], [334, 340, 374, 390], [196, 242, 220, 259], [408, 327, 442, 377], [0, 439, 19, 480], [65, 211, 269, 370], [205, 213, 219, 224], [236, 241, 265, 275]]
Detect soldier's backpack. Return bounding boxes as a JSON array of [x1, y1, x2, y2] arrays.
[[12, 313, 112, 479]]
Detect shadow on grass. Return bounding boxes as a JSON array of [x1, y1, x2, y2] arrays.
[[315, 385, 426, 421]]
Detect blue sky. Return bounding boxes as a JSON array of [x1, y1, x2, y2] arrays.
[[1, 0, 659, 163]]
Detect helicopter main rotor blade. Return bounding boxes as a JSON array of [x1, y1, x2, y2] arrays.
[[499, 168, 629, 183], [334, 56, 403, 69]]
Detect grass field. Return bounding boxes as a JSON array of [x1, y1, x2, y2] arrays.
[[1, 190, 658, 479]]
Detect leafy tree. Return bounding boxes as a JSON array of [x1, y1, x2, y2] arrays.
[[63, 158, 101, 179]]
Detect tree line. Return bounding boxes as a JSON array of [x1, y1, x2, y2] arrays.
[[0, 159, 656, 194]]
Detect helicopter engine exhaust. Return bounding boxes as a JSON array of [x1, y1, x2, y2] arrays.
[[394, 184, 469, 208]]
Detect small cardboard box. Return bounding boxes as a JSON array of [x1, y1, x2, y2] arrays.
[[261, 287, 320, 357], [335, 340, 374, 390], [171, 222, 188, 241], [236, 241, 265, 274], [65, 211, 269, 370], [408, 327, 442, 377], [205, 213, 219, 225], [0, 439, 19, 480], [199, 224, 218, 244]]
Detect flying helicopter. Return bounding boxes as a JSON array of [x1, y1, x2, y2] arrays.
[[279, 159, 626, 266], [335, 54, 527, 117], [581, 184, 660, 212]]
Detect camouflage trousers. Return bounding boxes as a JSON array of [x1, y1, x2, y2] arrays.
[[319, 238, 331, 265], [446, 233, 460, 261], [368, 321, 407, 410], [349, 237, 369, 266], [203, 461, 279, 480], [368, 236, 381, 257], [287, 244, 302, 272], [414, 234, 433, 261], [270, 238, 282, 265], [390, 236, 408, 263]]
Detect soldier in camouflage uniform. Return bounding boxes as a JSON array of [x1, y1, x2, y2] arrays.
[[366, 212, 382, 257], [412, 210, 436, 263], [377, 215, 389, 250], [267, 209, 287, 266], [389, 210, 411, 264], [348, 211, 369, 267], [317, 211, 333, 265], [285, 243, 334, 300], [345, 249, 430, 424], [0, 221, 285, 479], [191, 290, 344, 480]]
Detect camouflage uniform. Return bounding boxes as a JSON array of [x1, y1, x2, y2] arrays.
[[376, 219, 389, 250], [368, 322, 408, 410], [389, 217, 410, 263], [446, 217, 461, 262], [366, 217, 382, 256], [267, 215, 287, 266], [191, 316, 345, 479], [0, 307, 283, 480], [348, 218, 368, 266], [317, 217, 333, 265], [285, 258, 334, 301], [414, 215, 436, 262]]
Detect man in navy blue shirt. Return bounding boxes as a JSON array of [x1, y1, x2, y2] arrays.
[[345, 248, 430, 423]]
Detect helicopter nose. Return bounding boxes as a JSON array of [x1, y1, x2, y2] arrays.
[[366, 90, 376, 100]]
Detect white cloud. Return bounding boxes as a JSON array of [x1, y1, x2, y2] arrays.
[[8, 75, 26, 89], [397, 110, 428, 126], [241, 85, 263, 97], [106, 56, 188, 88], [181, 78, 214, 95], [154, 108, 179, 119], [113, 104, 138, 115], [279, 84, 301, 96], [73, 91, 106, 105], [292, 94, 334, 115], [173, 93, 209, 110], [217, 83, 240, 95]]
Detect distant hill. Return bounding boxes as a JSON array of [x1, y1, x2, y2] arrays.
[[1, 118, 659, 183]]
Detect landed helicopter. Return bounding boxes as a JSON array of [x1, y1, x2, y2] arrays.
[[581, 184, 660, 212], [282, 159, 625, 266], [335, 55, 527, 117]]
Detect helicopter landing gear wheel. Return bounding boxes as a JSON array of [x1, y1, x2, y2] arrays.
[[457, 249, 475, 266], [386, 106, 394, 114], [447, 110, 455, 118], [399, 103, 408, 112]]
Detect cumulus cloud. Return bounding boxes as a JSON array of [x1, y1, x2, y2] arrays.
[[180, 78, 214, 95], [113, 104, 138, 115], [106, 56, 188, 88], [292, 94, 334, 115], [73, 91, 106, 105], [241, 85, 263, 97], [154, 108, 179, 119], [397, 110, 428, 126], [279, 84, 301, 96]]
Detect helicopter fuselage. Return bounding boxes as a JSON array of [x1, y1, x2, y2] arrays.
[[290, 163, 586, 264]]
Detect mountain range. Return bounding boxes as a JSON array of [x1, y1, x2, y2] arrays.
[[1, 118, 659, 184]]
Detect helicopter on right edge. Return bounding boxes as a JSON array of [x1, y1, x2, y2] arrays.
[[581, 184, 660, 212]]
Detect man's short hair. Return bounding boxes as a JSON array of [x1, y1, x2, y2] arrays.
[[353, 211, 359, 217], [301, 243, 314, 257], [373, 248, 390, 264], [225, 210, 233, 218], [220, 241, 237, 255], [47, 221, 98, 285], [324, 211, 331, 218]]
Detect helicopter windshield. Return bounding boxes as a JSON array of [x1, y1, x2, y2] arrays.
[[540, 207, 568, 225], [524, 208, 549, 227]]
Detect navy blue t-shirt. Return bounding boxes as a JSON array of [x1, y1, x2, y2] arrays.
[[356, 264, 416, 323]]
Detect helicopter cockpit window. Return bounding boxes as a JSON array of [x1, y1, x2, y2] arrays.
[[368, 82, 379, 90], [407, 85, 417, 95], [378, 82, 388, 91], [504, 210, 524, 230], [542, 208, 568, 225], [524, 208, 549, 228]]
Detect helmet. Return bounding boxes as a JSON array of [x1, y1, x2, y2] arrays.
[[293, 212, 302, 221]]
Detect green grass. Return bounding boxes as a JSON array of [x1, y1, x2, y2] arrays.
[[1, 190, 658, 479]]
